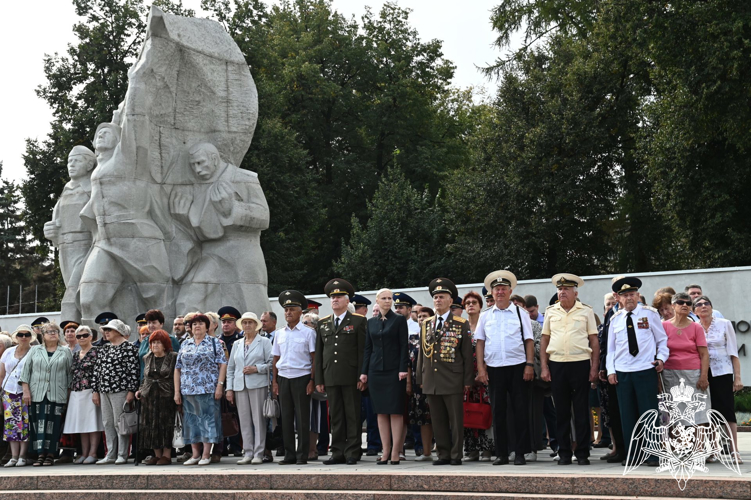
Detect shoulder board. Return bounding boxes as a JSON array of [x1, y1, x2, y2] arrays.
[[581, 303, 593, 309], [642, 305, 658, 313], [452, 316, 467, 323], [320, 315, 332, 321], [613, 309, 625, 317], [351, 313, 365, 318], [545, 304, 556, 311]]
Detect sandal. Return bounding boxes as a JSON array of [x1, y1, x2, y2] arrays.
[[42, 457, 54, 466], [731, 452, 744, 465], [32, 456, 45, 467]]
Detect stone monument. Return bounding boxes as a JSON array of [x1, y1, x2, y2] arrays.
[[46, 7, 270, 329]]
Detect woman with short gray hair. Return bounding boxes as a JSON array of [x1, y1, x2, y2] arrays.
[[19, 322, 72, 466], [1, 325, 34, 467]]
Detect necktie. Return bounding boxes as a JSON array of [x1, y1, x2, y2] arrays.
[[436, 316, 443, 335], [335, 317, 340, 331], [627, 312, 639, 356]]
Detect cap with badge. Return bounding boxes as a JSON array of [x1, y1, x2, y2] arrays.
[[481, 286, 492, 299], [60, 320, 80, 331], [393, 292, 417, 307], [351, 294, 371, 307], [484, 270, 517, 291], [450, 296, 464, 310], [135, 313, 147, 325], [31, 317, 49, 328], [612, 276, 642, 295], [429, 278, 458, 298], [324, 278, 355, 297], [218, 306, 242, 321], [551, 273, 584, 289], [306, 299, 322, 312], [94, 312, 118, 325], [279, 290, 308, 309]]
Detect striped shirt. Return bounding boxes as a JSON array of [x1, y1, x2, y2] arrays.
[[18, 345, 72, 403]]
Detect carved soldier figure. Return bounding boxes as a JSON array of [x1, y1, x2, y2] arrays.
[[44, 146, 96, 321]]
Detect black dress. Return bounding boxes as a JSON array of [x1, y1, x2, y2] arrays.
[[362, 310, 409, 414], [137, 352, 177, 450]]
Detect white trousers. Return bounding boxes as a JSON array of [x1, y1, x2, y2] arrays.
[[100, 391, 129, 459], [234, 387, 267, 458]]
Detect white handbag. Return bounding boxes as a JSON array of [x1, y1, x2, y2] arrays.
[[262, 382, 280, 419], [173, 411, 185, 448]]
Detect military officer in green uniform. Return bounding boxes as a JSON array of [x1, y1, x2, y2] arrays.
[[315, 278, 367, 465], [417, 278, 474, 465]]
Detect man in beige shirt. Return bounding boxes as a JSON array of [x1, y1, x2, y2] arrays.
[[540, 274, 599, 466]]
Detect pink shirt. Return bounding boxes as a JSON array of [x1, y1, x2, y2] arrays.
[[663, 321, 706, 370]]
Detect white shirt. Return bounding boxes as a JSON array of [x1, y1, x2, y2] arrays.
[[606, 303, 669, 374], [474, 304, 533, 367], [271, 322, 316, 379], [689, 309, 724, 322], [1, 347, 28, 394], [704, 318, 738, 376], [406, 318, 420, 339]]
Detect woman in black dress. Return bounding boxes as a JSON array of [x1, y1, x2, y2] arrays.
[[360, 289, 408, 464]]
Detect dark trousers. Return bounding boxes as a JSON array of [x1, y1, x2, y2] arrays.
[[317, 401, 329, 455], [278, 375, 311, 462], [488, 363, 530, 457], [607, 382, 624, 454], [549, 360, 591, 460], [543, 396, 557, 450], [615, 368, 658, 463], [426, 393, 464, 460], [327, 385, 362, 460], [361, 396, 381, 451]]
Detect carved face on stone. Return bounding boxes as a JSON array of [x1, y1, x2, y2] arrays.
[[67, 153, 95, 180], [189, 149, 219, 181], [95, 127, 118, 151]]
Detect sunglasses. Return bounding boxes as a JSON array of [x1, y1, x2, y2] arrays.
[[76, 333, 91, 339], [694, 301, 711, 308], [45, 330, 60, 335], [674, 300, 692, 306], [16, 332, 32, 338]]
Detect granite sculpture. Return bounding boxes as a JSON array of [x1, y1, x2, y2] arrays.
[[45, 7, 270, 331]]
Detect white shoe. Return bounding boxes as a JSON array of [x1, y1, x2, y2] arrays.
[[183, 457, 200, 466], [524, 452, 537, 462], [237, 456, 253, 465], [509, 452, 515, 460], [198, 458, 211, 466], [553, 454, 560, 461], [251, 457, 263, 465], [479, 455, 491, 462], [4, 459, 18, 468], [414, 455, 433, 461], [15, 458, 27, 467], [96, 458, 115, 465], [74, 456, 86, 464], [83, 456, 97, 464], [115, 457, 127, 465]]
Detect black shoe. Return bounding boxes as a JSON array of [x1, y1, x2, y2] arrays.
[[346, 458, 357, 465], [558, 457, 572, 465], [366, 449, 380, 456], [262, 455, 273, 463], [514, 456, 526, 465], [433, 459, 450, 466], [621, 460, 626, 466], [279, 459, 296, 465], [276, 448, 285, 457], [493, 457, 509, 465], [450, 459, 462, 466], [390, 460, 400, 465], [549, 451, 559, 457], [578, 458, 590, 465], [322, 457, 345, 465], [646, 459, 659, 467], [607, 454, 625, 463], [295, 460, 308, 465], [593, 442, 609, 448], [376, 459, 389, 465], [600, 451, 614, 460]]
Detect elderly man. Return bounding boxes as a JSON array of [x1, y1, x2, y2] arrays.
[[607, 277, 668, 466], [351, 295, 371, 316], [686, 284, 724, 320], [315, 279, 366, 465], [173, 316, 186, 342], [272, 290, 316, 465], [260, 311, 277, 342], [417, 278, 473, 465], [540, 274, 600, 465], [475, 271, 535, 465]]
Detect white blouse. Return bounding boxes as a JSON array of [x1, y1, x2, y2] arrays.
[[703, 318, 738, 377]]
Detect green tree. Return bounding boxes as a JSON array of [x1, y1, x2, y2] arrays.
[[335, 164, 447, 289]]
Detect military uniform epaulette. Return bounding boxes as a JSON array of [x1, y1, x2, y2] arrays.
[[545, 304, 557, 310], [642, 305, 658, 313], [320, 315, 332, 321], [351, 313, 365, 317], [451, 316, 467, 323], [582, 303, 593, 309], [613, 309, 626, 317]]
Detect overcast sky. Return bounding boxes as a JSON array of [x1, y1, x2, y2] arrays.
[[0, 0, 505, 184]]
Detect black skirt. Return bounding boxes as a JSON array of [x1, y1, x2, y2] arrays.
[[138, 395, 177, 450], [708, 371, 735, 423], [368, 369, 407, 415]]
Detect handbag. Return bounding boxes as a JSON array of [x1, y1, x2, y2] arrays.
[[117, 401, 138, 435], [173, 411, 185, 448], [263, 381, 280, 419], [463, 401, 492, 430], [221, 397, 240, 438]]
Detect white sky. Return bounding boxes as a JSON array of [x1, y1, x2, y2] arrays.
[[0, 0, 504, 184]]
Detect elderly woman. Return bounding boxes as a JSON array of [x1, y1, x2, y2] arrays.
[[694, 295, 743, 463], [652, 292, 675, 321], [136, 330, 177, 465], [662, 292, 710, 424], [62, 325, 103, 464], [1, 325, 34, 467], [175, 313, 227, 466], [360, 288, 408, 465], [92, 319, 139, 465], [226, 312, 272, 465], [61, 321, 81, 353], [408, 307, 434, 461], [19, 322, 72, 466]]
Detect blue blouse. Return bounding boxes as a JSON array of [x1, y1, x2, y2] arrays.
[[176, 335, 227, 395]]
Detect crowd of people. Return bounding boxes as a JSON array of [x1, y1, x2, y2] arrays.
[[0, 273, 743, 468]]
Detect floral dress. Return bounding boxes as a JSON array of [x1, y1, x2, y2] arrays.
[[408, 335, 430, 425], [2, 347, 29, 442], [463, 327, 494, 454]]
